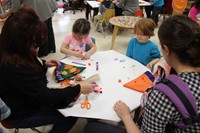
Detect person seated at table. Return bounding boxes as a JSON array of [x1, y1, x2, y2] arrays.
[[151, 0, 164, 26], [126, 18, 161, 71], [0, 98, 11, 133], [188, 0, 200, 26], [112, 0, 139, 16], [0, 6, 98, 133], [84, 15, 200, 133], [60, 18, 97, 60], [94, 0, 114, 26], [143, 0, 153, 18]]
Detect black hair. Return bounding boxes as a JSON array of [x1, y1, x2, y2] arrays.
[[158, 15, 200, 67], [72, 18, 91, 35]]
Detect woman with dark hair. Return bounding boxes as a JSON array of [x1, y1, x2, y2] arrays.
[[0, 6, 97, 133], [189, 0, 200, 26], [84, 15, 200, 133]]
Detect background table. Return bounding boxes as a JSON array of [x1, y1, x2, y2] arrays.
[[86, 1, 100, 20], [86, 1, 100, 8], [47, 50, 149, 122], [109, 16, 140, 49], [139, 0, 151, 7]]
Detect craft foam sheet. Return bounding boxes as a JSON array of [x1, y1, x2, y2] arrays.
[[53, 62, 86, 83], [47, 50, 149, 122]]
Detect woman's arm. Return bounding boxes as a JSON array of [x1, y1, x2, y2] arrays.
[[0, 98, 11, 120], [114, 100, 140, 133]]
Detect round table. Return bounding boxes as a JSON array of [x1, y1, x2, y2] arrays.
[[109, 16, 140, 49]]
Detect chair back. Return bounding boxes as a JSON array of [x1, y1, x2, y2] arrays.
[[85, 37, 95, 52], [134, 9, 144, 17], [1, 120, 14, 129], [100, 9, 115, 23]]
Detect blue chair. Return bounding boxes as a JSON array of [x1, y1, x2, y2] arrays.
[[85, 37, 95, 52]]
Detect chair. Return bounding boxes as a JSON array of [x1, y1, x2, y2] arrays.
[[1, 120, 42, 133], [95, 9, 115, 38], [85, 37, 95, 52], [62, 0, 83, 14], [134, 9, 144, 17]]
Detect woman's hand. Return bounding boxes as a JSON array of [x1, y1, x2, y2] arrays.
[[45, 59, 61, 67], [113, 100, 132, 121], [80, 83, 98, 94]]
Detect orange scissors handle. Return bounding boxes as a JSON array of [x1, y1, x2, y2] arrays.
[[80, 98, 91, 110], [85, 100, 91, 109], [80, 101, 86, 108]]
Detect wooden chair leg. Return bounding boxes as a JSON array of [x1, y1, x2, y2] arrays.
[[95, 22, 100, 32], [14, 128, 19, 133], [31, 127, 42, 133]]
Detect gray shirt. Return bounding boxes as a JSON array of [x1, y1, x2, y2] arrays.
[[116, 0, 139, 16], [12, 0, 58, 21]]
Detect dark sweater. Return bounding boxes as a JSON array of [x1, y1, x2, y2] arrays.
[[0, 58, 80, 120]]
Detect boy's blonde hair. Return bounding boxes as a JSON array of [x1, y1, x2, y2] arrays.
[[134, 18, 156, 37]]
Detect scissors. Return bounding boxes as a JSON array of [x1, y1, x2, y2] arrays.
[[80, 95, 91, 110]]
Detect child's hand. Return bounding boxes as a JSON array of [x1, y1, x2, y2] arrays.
[[74, 52, 84, 59], [83, 52, 91, 60], [146, 62, 153, 71], [80, 83, 98, 94], [45, 59, 61, 67]]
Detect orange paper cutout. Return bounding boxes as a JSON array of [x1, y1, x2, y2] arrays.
[[123, 71, 154, 93]]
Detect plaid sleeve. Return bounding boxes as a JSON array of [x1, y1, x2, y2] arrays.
[[0, 98, 11, 120]]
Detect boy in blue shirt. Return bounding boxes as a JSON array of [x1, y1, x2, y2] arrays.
[[126, 18, 161, 71]]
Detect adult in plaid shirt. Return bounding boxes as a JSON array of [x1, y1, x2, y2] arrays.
[[84, 15, 200, 133], [0, 98, 11, 133]]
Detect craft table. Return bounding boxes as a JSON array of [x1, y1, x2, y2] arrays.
[[109, 16, 140, 49], [47, 50, 149, 122]]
